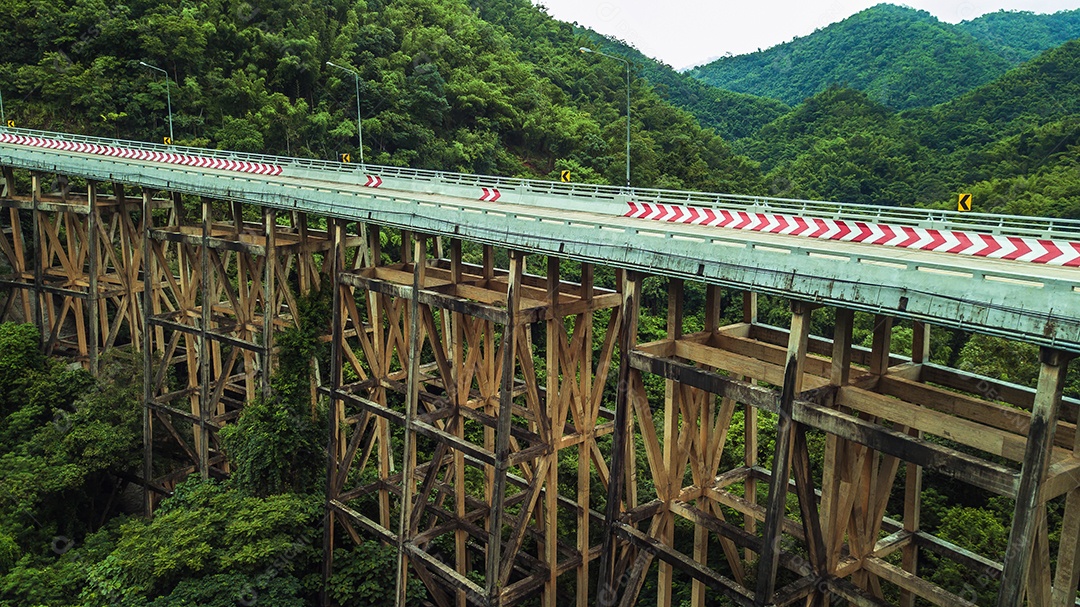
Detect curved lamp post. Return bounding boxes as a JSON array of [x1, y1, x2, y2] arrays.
[[326, 61, 364, 164], [580, 47, 631, 188], [138, 61, 174, 144]]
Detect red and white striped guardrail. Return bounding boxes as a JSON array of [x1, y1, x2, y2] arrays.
[[0, 134, 283, 176], [627, 201, 1080, 267]]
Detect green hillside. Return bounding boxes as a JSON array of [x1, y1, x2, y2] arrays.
[[0, 0, 764, 193], [575, 28, 790, 140], [959, 8, 1080, 63], [5, 3, 1080, 607], [734, 39, 1080, 217], [686, 4, 1011, 109]]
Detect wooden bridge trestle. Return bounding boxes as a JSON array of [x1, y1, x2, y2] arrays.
[[2, 168, 1079, 606]]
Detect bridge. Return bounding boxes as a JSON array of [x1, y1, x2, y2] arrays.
[[2, 128, 1079, 607]]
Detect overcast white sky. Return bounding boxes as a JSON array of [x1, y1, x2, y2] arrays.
[[533, 0, 1080, 69]]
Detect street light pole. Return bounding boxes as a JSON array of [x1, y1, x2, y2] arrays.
[[580, 47, 632, 188], [138, 61, 174, 144], [326, 61, 364, 164], [0, 87, 6, 127]]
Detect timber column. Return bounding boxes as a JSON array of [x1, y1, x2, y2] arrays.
[[327, 233, 620, 607], [142, 195, 332, 501]]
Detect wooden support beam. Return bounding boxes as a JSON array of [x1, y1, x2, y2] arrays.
[[396, 233, 426, 607], [1053, 391, 1080, 607], [142, 189, 154, 515], [262, 207, 275, 398], [197, 198, 211, 480], [998, 348, 1071, 607], [324, 218, 344, 602], [794, 400, 1019, 496], [599, 271, 640, 606], [755, 300, 810, 604], [87, 182, 99, 375], [485, 249, 523, 607], [612, 522, 755, 607]]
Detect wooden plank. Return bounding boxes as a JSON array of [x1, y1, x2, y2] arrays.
[[484, 250, 523, 607], [837, 385, 1049, 462], [998, 348, 1070, 607], [793, 401, 1019, 496], [626, 350, 780, 413], [863, 556, 978, 607], [600, 271, 639, 601], [612, 522, 755, 607], [880, 375, 1077, 451], [921, 362, 1080, 422], [755, 301, 810, 604], [674, 338, 830, 392]]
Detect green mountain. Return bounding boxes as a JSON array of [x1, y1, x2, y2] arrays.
[[686, 4, 1014, 109], [0, 0, 765, 193], [734, 39, 1080, 216], [908, 39, 1080, 156], [575, 29, 790, 141], [959, 8, 1080, 63]]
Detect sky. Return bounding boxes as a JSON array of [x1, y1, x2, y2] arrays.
[[532, 0, 1080, 70]]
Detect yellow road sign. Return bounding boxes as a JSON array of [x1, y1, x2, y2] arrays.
[[560, 170, 571, 183], [958, 193, 972, 212], [340, 153, 351, 163], [5, 120, 14, 128], [163, 136, 173, 145]]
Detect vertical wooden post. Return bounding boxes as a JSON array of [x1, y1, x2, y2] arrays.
[[262, 207, 276, 398], [743, 290, 758, 325], [822, 307, 853, 574], [658, 278, 683, 607], [142, 189, 155, 516], [543, 256, 559, 607], [31, 173, 42, 343], [998, 348, 1070, 607], [451, 239, 468, 607], [694, 284, 722, 607], [577, 262, 594, 607], [755, 299, 810, 604], [197, 198, 211, 480], [485, 249, 523, 607], [1053, 375, 1080, 607], [483, 245, 496, 507], [869, 315, 892, 376], [396, 233, 425, 607], [743, 289, 759, 559], [901, 320, 929, 607], [912, 321, 930, 366], [323, 218, 343, 605], [599, 270, 640, 606], [87, 182, 99, 375]]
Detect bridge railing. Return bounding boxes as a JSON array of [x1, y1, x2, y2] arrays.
[[4, 126, 1080, 240]]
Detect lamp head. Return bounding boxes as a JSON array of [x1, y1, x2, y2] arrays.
[[579, 47, 592, 54]]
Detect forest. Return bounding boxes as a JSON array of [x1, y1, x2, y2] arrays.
[[1, 0, 1080, 605]]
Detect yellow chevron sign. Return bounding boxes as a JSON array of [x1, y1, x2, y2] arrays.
[[958, 193, 972, 212]]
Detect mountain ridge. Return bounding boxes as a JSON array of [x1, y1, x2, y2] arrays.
[[684, 4, 1080, 110]]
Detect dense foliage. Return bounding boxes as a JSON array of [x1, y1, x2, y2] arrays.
[[685, 4, 1080, 110], [957, 8, 1080, 63], [2, 0, 1080, 605], [575, 28, 791, 141], [0, 0, 764, 192], [731, 40, 1080, 215]]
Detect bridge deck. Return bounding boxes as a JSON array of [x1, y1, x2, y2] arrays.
[[2, 139, 1078, 351]]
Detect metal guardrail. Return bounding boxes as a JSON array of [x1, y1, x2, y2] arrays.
[[4, 126, 1080, 240], [4, 142, 1079, 351]]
